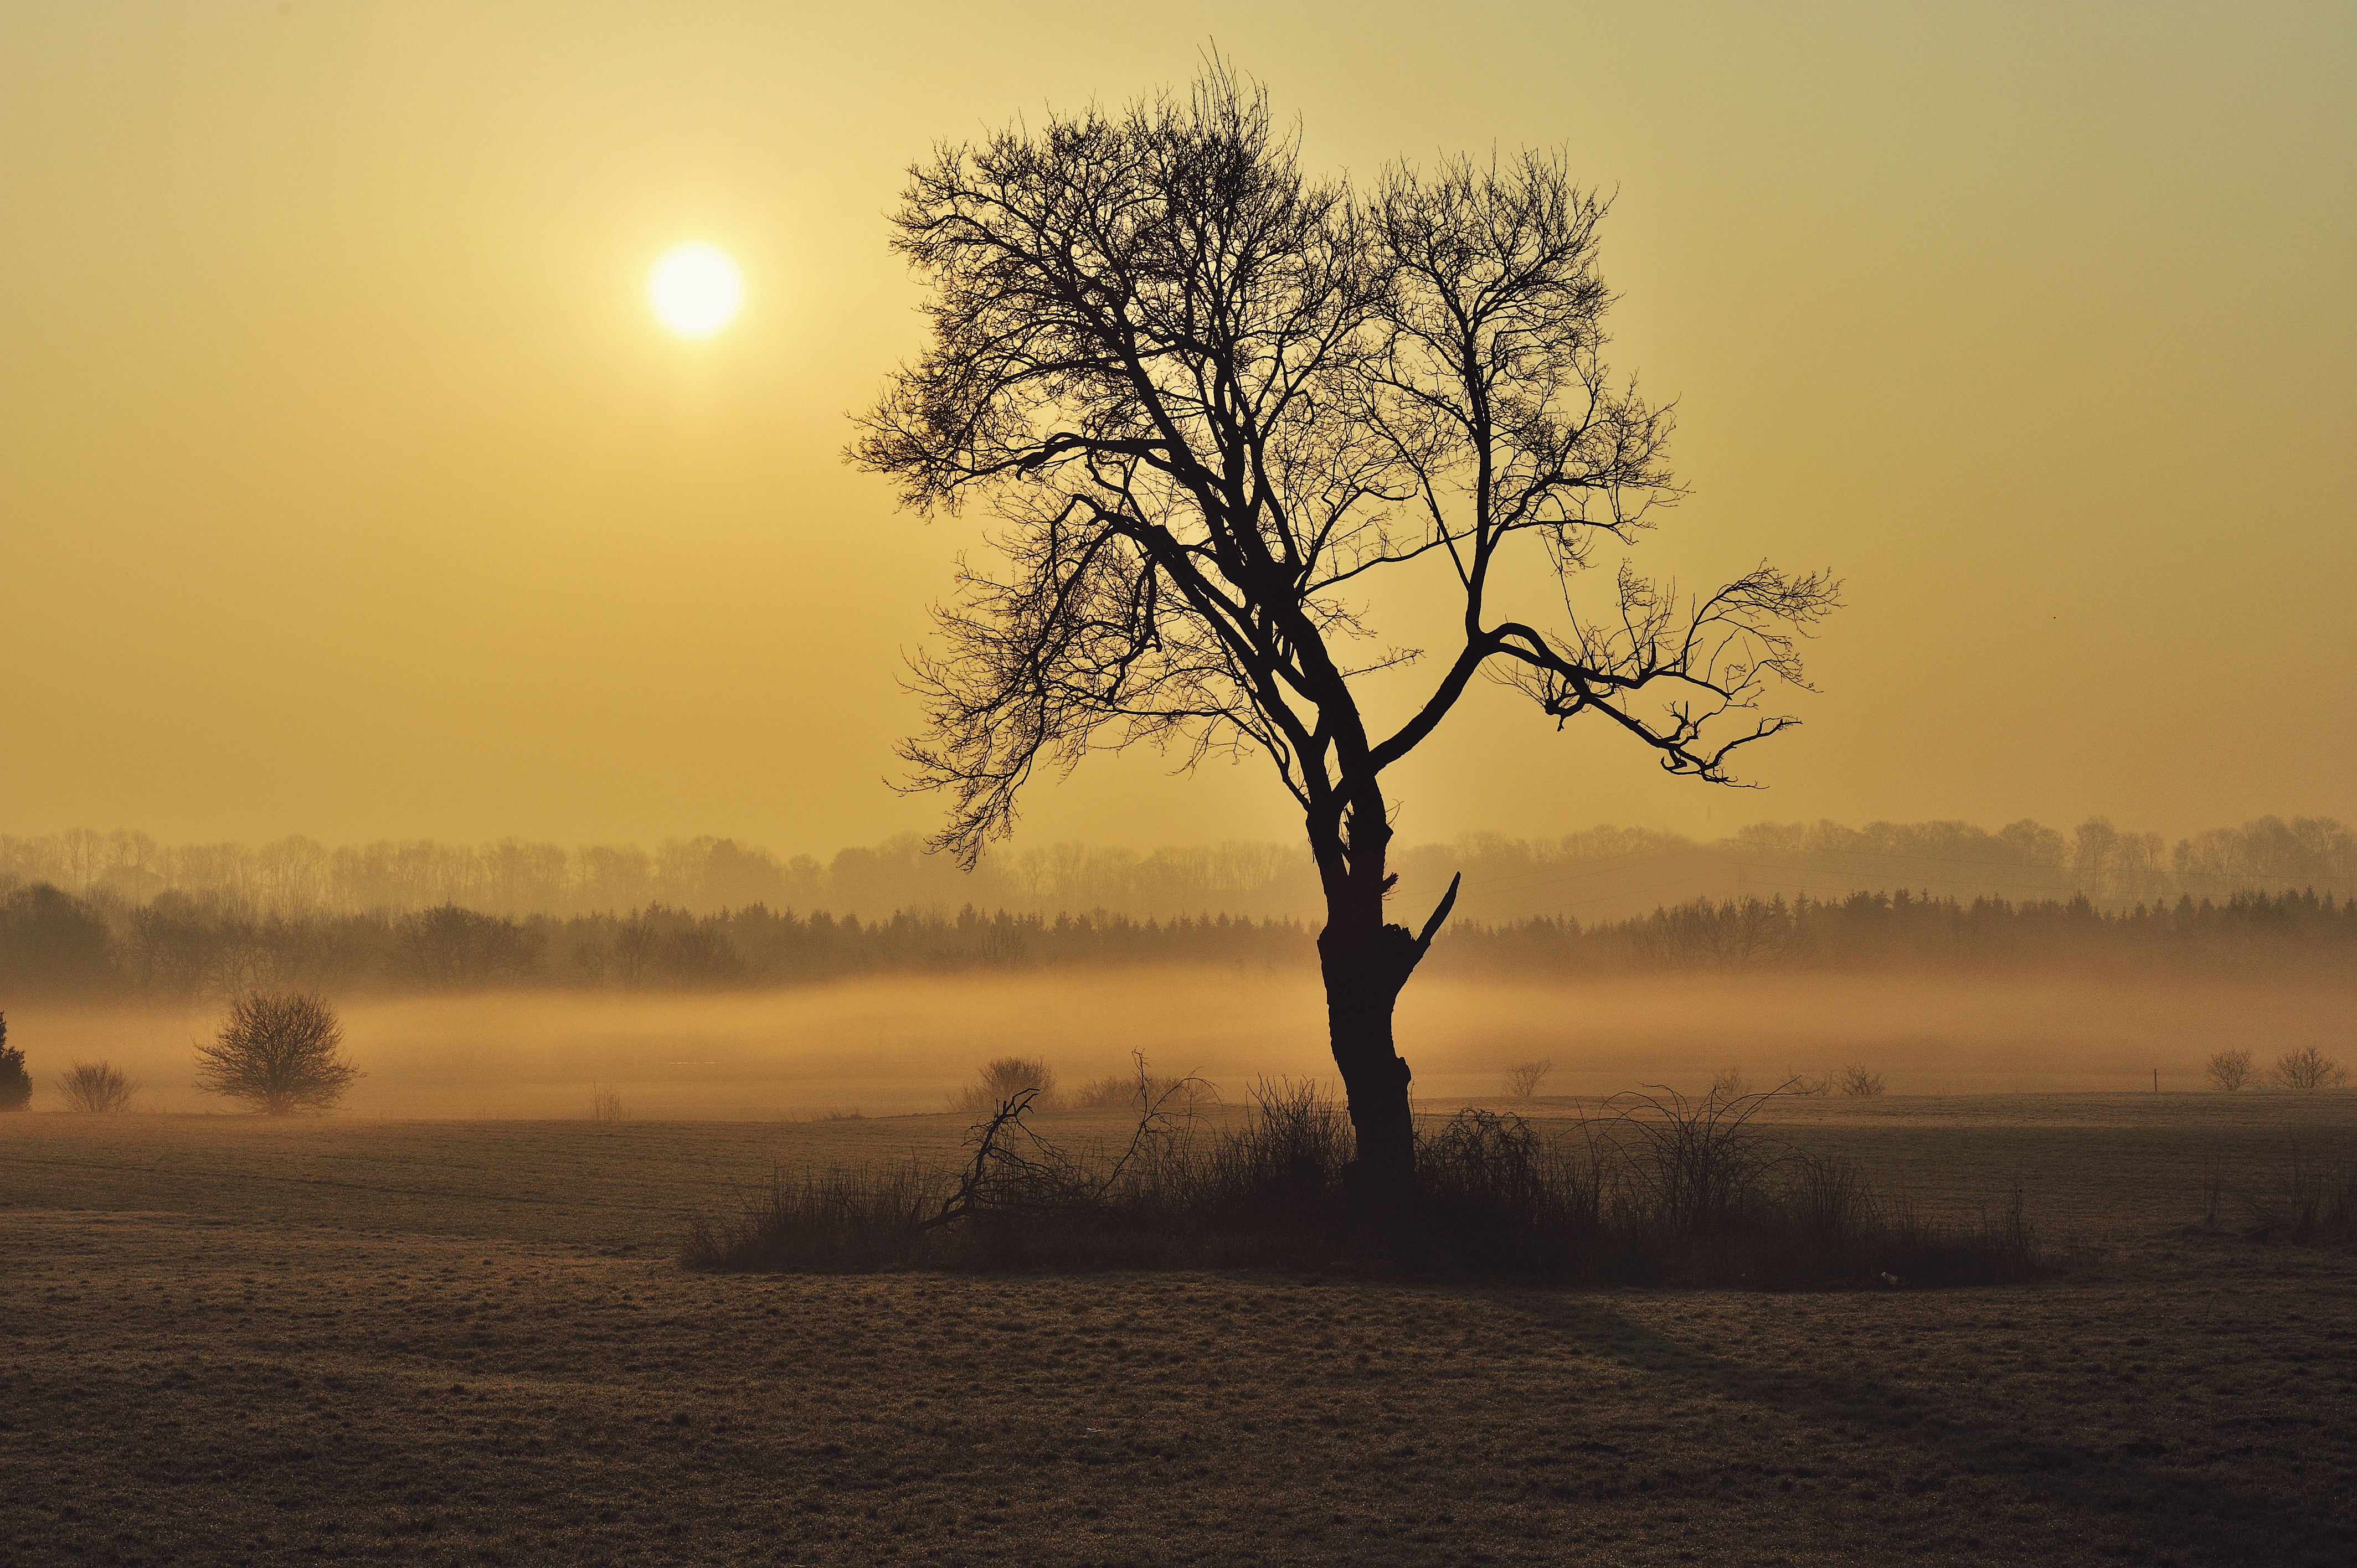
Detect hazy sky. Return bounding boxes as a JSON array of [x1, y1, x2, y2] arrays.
[[4, 2, 2350, 858]]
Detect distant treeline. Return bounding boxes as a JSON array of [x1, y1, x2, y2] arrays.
[[1428, 887, 2357, 978], [2, 813, 2352, 926], [1, 881, 2347, 1002], [0, 886, 1316, 1001]]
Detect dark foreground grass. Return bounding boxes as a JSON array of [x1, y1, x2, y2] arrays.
[[685, 1084, 2039, 1287], [9, 1209, 2355, 1568], [9, 1099, 2357, 1567]]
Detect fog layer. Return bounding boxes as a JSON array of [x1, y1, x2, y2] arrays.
[[13, 970, 2345, 1120]]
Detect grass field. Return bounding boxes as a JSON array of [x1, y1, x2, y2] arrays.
[[6, 1095, 2355, 1565]]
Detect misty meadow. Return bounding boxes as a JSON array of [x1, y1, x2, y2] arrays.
[[7, 15, 2354, 1568]]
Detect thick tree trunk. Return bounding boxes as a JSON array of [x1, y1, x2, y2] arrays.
[[1318, 914, 1417, 1183], [1313, 790, 1458, 1187]]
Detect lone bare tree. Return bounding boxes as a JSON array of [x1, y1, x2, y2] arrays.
[[2206, 1047, 2256, 1092], [853, 68, 1836, 1182], [195, 992, 362, 1115], [2271, 1044, 2348, 1091], [1502, 1060, 1555, 1100]]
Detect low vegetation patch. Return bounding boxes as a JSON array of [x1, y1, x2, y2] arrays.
[[686, 1063, 2036, 1287], [2202, 1147, 2357, 1246]]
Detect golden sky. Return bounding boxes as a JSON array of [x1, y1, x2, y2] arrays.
[[3, 2, 2350, 856]]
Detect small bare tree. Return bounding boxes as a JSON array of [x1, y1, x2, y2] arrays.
[[194, 992, 361, 1115], [2206, 1048, 2256, 1092], [57, 1061, 138, 1113], [590, 1084, 625, 1126], [1708, 1066, 1753, 1103], [1503, 1059, 1555, 1100], [853, 66, 1837, 1182], [1837, 1064, 1887, 1098], [2272, 1045, 2348, 1091]]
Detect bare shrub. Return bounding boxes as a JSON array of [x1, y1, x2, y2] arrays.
[[2206, 1048, 2256, 1092], [1416, 1109, 1603, 1261], [686, 1161, 946, 1273], [926, 1058, 1216, 1241], [1609, 1086, 1777, 1235], [2279, 1156, 2357, 1244], [590, 1085, 625, 1126], [193, 992, 362, 1115], [1707, 1066, 1753, 1103], [1502, 1059, 1555, 1100], [1837, 1064, 1887, 1098], [687, 1064, 2036, 1287], [1200, 1077, 1354, 1219], [950, 1055, 1059, 1114], [57, 1061, 138, 1113], [2271, 1045, 2348, 1091], [1784, 1069, 1832, 1097], [2211, 1148, 2357, 1245], [1071, 1075, 1125, 1108], [1074, 1070, 1217, 1110], [0, 1013, 27, 1113]]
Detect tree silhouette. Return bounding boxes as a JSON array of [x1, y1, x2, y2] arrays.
[[853, 67, 1835, 1180], [0, 1013, 28, 1111]]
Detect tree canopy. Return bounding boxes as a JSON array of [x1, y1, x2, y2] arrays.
[[854, 69, 1836, 878]]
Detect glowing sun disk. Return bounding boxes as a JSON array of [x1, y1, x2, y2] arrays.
[[649, 244, 743, 338]]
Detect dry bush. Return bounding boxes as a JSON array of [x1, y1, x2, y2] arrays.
[[1837, 1064, 1887, 1098], [2208, 1148, 2357, 1245], [2271, 1044, 2348, 1091], [1073, 1074, 1130, 1107], [950, 1055, 1059, 1113], [56, 1061, 138, 1114], [193, 992, 362, 1115], [2206, 1048, 2257, 1092], [1074, 1070, 1217, 1110], [686, 1162, 946, 1273], [1608, 1085, 1778, 1235], [0, 1012, 27, 1112], [589, 1085, 625, 1126], [1707, 1066, 1753, 1102], [1784, 1069, 1832, 1096], [687, 1066, 2036, 1287], [1502, 1059, 1555, 1099]]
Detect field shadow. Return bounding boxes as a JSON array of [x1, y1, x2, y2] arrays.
[[1528, 1291, 2345, 1565]]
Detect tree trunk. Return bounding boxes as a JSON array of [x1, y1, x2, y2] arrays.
[[1313, 791, 1458, 1187], [1318, 903, 1419, 1185]]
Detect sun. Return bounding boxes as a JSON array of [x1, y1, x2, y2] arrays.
[[647, 244, 743, 338]]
